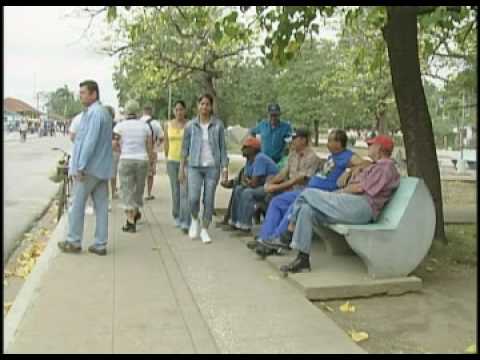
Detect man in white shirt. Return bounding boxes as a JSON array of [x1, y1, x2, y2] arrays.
[[141, 106, 164, 200]]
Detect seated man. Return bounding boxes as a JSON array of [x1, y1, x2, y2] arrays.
[[216, 166, 247, 227], [226, 137, 279, 234], [254, 129, 370, 252], [261, 135, 400, 273]]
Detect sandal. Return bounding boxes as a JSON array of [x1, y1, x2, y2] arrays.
[[145, 195, 155, 200]]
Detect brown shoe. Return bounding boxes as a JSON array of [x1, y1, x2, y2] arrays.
[[58, 241, 81, 254]]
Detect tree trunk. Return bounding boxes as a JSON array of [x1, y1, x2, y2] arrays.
[[201, 72, 218, 114], [383, 6, 447, 243]]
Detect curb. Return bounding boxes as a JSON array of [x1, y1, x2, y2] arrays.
[[4, 214, 66, 353]]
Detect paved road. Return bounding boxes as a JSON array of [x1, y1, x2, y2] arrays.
[[3, 135, 73, 263]]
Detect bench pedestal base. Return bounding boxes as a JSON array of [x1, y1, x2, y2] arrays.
[[264, 240, 423, 300]]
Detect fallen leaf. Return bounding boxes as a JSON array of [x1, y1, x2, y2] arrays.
[[425, 266, 434, 272], [4, 270, 14, 278], [348, 330, 369, 343], [4, 302, 13, 313], [465, 344, 476, 354], [340, 301, 356, 313], [151, 247, 161, 251], [267, 275, 280, 281], [430, 258, 439, 264]]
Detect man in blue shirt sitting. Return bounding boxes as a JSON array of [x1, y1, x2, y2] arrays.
[[227, 137, 279, 235], [254, 129, 369, 255], [250, 103, 293, 163]]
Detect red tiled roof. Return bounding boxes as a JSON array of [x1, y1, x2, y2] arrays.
[[4, 97, 41, 115]]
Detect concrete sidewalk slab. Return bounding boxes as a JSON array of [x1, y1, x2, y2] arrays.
[[444, 206, 477, 224], [6, 174, 365, 354]]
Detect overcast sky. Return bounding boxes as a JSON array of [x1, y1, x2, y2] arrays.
[[4, 6, 119, 110]]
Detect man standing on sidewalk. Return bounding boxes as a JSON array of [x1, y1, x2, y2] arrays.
[[58, 80, 113, 256]]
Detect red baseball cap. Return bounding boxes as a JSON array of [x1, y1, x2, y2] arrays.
[[242, 137, 261, 150], [367, 135, 394, 153]]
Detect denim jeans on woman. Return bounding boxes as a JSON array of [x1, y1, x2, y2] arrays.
[[167, 160, 191, 230], [188, 166, 220, 228]]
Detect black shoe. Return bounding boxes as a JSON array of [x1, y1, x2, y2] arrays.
[[122, 221, 136, 233], [261, 237, 291, 250], [255, 243, 277, 258], [88, 245, 107, 256], [280, 231, 293, 246], [181, 228, 189, 235], [280, 252, 311, 273], [58, 241, 81, 254]]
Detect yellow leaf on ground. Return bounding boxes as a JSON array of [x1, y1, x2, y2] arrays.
[[430, 258, 439, 264], [4, 302, 13, 313], [465, 344, 477, 354], [348, 330, 369, 343], [267, 275, 280, 281], [425, 266, 434, 272], [340, 301, 356, 313]]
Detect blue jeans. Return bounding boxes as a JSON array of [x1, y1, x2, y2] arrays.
[[67, 174, 109, 249], [259, 190, 301, 240], [188, 166, 220, 228], [230, 185, 267, 230], [167, 161, 191, 230], [290, 189, 373, 254]]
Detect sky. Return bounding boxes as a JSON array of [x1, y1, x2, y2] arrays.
[[4, 6, 341, 114], [4, 6, 119, 111]]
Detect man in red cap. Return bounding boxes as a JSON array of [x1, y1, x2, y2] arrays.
[[221, 137, 279, 235], [262, 134, 400, 274]]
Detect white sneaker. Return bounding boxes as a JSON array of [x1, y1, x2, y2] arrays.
[[200, 229, 212, 244], [189, 218, 199, 239], [85, 206, 94, 215]]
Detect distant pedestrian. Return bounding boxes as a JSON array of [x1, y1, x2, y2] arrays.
[[105, 106, 121, 200], [114, 100, 153, 233], [58, 80, 113, 256], [180, 94, 229, 243]]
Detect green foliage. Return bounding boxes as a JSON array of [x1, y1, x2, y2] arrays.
[[46, 85, 83, 119]]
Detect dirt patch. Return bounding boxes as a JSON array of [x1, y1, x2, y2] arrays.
[[314, 224, 477, 354]]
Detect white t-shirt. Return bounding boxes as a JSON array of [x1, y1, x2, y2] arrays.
[[141, 116, 164, 152], [200, 122, 215, 167], [69, 113, 83, 134], [114, 119, 150, 161]]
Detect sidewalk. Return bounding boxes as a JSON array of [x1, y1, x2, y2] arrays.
[[5, 174, 364, 354]]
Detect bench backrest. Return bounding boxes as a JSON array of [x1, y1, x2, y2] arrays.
[[374, 177, 419, 229]]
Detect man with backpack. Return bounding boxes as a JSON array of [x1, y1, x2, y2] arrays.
[[141, 105, 164, 200]]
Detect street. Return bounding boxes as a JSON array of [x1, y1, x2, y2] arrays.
[[3, 134, 72, 263]]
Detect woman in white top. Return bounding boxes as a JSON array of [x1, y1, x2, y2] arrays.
[[113, 100, 153, 233]]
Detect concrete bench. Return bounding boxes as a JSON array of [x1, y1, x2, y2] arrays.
[[313, 177, 435, 279]]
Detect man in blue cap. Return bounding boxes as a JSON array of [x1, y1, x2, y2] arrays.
[[249, 103, 293, 164]]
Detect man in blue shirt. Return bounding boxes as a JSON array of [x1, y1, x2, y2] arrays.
[[250, 103, 292, 163], [227, 137, 279, 234], [255, 129, 369, 254], [58, 80, 113, 256]]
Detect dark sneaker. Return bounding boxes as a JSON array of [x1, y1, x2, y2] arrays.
[[246, 240, 257, 250], [58, 241, 81, 254], [255, 243, 277, 258], [88, 245, 107, 256], [122, 221, 136, 233], [280, 252, 311, 273], [261, 237, 291, 250]]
